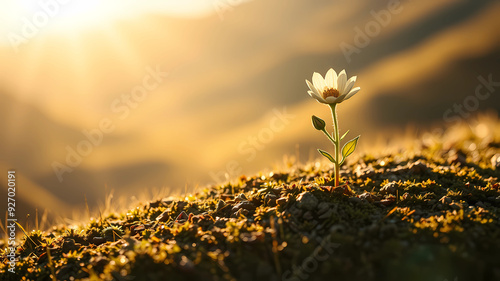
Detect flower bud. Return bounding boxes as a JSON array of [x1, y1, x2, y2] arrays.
[[311, 115, 326, 131]]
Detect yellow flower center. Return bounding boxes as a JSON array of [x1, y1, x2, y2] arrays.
[[322, 88, 340, 99]]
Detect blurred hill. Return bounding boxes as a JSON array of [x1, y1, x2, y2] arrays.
[[0, 0, 499, 223]]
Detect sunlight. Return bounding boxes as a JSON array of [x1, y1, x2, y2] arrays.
[[2, 0, 115, 33], [0, 0, 216, 45]]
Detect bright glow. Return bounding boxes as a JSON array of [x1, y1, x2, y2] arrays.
[[0, 0, 217, 43]]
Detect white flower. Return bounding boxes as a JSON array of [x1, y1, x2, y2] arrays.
[[306, 68, 360, 104]]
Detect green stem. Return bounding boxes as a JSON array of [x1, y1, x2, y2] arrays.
[[321, 130, 336, 148], [330, 104, 340, 188]]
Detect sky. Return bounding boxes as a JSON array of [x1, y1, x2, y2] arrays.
[[0, 0, 499, 224]]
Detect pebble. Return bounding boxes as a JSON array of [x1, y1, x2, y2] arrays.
[[330, 224, 345, 233], [175, 211, 189, 222], [231, 201, 256, 213], [380, 182, 397, 195], [359, 192, 374, 202], [216, 199, 226, 211], [130, 225, 145, 236], [409, 161, 427, 174], [235, 194, 248, 202], [491, 154, 500, 169], [380, 198, 395, 206], [316, 202, 329, 215], [156, 209, 170, 222], [62, 238, 78, 253], [92, 237, 106, 245], [296, 192, 318, 211], [289, 206, 303, 217], [319, 209, 334, 219], [303, 211, 314, 220]]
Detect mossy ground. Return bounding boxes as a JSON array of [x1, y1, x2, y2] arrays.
[[1, 121, 500, 281]]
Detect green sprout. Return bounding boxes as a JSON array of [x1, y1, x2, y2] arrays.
[[306, 68, 361, 188]]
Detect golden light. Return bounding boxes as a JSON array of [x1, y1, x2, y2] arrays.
[[0, 0, 215, 42]]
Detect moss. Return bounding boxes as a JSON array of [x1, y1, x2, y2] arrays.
[[1, 122, 500, 281]]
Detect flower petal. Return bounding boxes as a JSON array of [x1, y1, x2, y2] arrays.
[[308, 90, 326, 103], [343, 76, 357, 95], [312, 72, 326, 92], [337, 70, 347, 94], [306, 79, 320, 96], [325, 68, 337, 88], [325, 96, 339, 104], [334, 92, 349, 103], [344, 87, 360, 101]]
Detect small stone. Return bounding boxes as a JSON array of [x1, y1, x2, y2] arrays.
[[216, 199, 226, 211], [329, 224, 345, 233], [130, 224, 145, 236], [303, 211, 314, 220], [359, 192, 374, 202], [156, 209, 170, 222], [380, 182, 397, 195], [296, 192, 318, 211], [491, 154, 500, 170], [380, 198, 395, 206], [231, 201, 256, 213], [62, 238, 77, 253], [92, 237, 106, 245], [317, 202, 329, 215], [175, 211, 189, 222], [476, 201, 485, 208], [319, 209, 334, 219], [409, 161, 427, 174], [288, 206, 303, 217], [450, 203, 461, 210], [235, 194, 248, 202]]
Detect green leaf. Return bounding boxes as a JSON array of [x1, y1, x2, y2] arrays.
[[340, 130, 350, 140], [318, 149, 336, 164], [341, 135, 360, 160]]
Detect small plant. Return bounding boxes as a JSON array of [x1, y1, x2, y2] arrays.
[[306, 68, 361, 188]]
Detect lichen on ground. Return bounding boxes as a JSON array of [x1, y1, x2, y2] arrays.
[[1, 120, 500, 281]]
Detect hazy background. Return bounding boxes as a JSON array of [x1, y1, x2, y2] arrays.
[[1, 0, 499, 225]]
